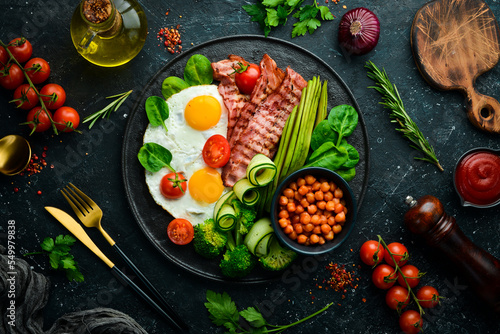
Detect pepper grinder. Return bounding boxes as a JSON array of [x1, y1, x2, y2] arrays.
[[404, 195, 500, 313]]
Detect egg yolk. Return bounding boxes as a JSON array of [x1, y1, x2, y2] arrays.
[[184, 95, 221, 131], [188, 167, 224, 203]]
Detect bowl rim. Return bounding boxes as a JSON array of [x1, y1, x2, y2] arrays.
[[453, 147, 500, 209], [271, 167, 357, 255]]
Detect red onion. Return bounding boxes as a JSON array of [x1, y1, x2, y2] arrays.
[[338, 7, 380, 56]]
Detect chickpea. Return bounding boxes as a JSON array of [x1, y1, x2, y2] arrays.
[[320, 182, 330, 192], [300, 212, 311, 224], [319, 215, 327, 225], [287, 202, 296, 212], [278, 218, 289, 228], [283, 188, 294, 199], [291, 214, 300, 225], [294, 224, 303, 234], [300, 198, 309, 208], [304, 223, 314, 232], [329, 182, 337, 191], [309, 234, 320, 244], [294, 192, 303, 202], [324, 230, 334, 241], [324, 191, 334, 202], [311, 214, 320, 225], [297, 234, 308, 244], [297, 177, 306, 187], [312, 226, 321, 234], [334, 203, 344, 214], [314, 191, 324, 201], [317, 200, 326, 210], [279, 196, 288, 206], [278, 210, 289, 219], [325, 201, 336, 211], [307, 204, 317, 215], [318, 236, 326, 245], [312, 181, 321, 191], [334, 187, 343, 198], [305, 175, 316, 185], [306, 192, 315, 203], [321, 223, 331, 234], [295, 205, 304, 214], [332, 224, 342, 234], [289, 182, 298, 191], [283, 224, 294, 234], [327, 216, 335, 226], [298, 185, 309, 196], [335, 211, 346, 224], [288, 231, 297, 240]]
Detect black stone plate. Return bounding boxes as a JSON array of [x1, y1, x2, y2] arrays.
[[122, 35, 370, 283]]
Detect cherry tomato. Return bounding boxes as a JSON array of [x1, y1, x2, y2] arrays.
[[385, 285, 410, 310], [202, 134, 231, 168], [0, 64, 24, 90], [399, 310, 423, 334], [0, 47, 8, 66], [371, 264, 398, 290], [167, 218, 194, 245], [160, 172, 187, 199], [384, 242, 409, 267], [7, 38, 32, 63], [40, 83, 66, 110], [397, 264, 421, 288], [12, 84, 39, 110], [24, 58, 51, 84], [53, 106, 80, 132], [416, 285, 440, 308], [26, 107, 52, 132], [359, 240, 385, 266], [234, 62, 261, 95]]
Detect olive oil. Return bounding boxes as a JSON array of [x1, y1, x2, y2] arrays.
[[70, 0, 147, 67]]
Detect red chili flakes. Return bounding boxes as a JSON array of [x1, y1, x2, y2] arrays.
[[157, 25, 183, 54], [19, 146, 49, 177], [319, 262, 358, 293]]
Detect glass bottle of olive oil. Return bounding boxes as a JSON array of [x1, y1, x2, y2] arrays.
[[70, 0, 147, 67]]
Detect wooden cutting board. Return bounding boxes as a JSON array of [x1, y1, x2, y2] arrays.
[[411, 0, 500, 134]]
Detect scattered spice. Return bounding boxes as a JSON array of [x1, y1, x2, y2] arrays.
[[20, 146, 49, 177], [157, 26, 183, 54], [318, 262, 358, 293]]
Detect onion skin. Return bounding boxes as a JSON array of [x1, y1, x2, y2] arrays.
[[338, 7, 380, 56]]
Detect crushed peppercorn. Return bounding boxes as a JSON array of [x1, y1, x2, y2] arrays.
[[317, 262, 358, 293]]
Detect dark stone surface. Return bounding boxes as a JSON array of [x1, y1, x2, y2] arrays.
[[1, 0, 499, 333]]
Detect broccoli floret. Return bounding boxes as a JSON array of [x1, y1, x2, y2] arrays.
[[193, 219, 227, 259], [259, 238, 297, 271], [220, 244, 257, 278], [232, 200, 257, 247]]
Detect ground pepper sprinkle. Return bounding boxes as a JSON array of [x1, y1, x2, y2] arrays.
[[317, 262, 358, 293], [19, 146, 49, 177], [157, 10, 183, 54]]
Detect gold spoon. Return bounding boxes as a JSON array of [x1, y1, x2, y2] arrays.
[[0, 135, 31, 176]]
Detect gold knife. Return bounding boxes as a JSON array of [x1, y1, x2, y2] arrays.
[[44, 206, 189, 333]]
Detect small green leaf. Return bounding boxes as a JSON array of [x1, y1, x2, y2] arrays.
[[40, 237, 55, 252], [339, 139, 360, 169], [266, 8, 280, 27], [263, 0, 284, 6], [145, 96, 169, 133], [204, 290, 239, 327], [310, 120, 339, 151], [318, 6, 334, 20], [328, 104, 359, 142], [335, 167, 356, 181], [60, 256, 77, 270], [137, 142, 174, 173], [49, 252, 60, 269], [304, 142, 348, 170], [240, 307, 267, 328], [184, 54, 213, 86], [66, 269, 84, 283], [161, 76, 190, 100]]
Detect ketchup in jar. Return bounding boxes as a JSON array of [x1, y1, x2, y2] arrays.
[[454, 149, 500, 207]]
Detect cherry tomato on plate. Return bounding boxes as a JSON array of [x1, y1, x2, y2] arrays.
[[371, 263, 398, 290], [399, 310, 423, 334], [0, 46, 8, 66], [416, 285, 440, 308], [0, 64, 24, 90], [234, 62, 260, 95], [397, 264, 421, 288], [40, 83, 66, 110], [202, 134, 230, 168], [160, 172, 187, 199], [384, 242, 409, 267], [359, 240, 385, 266], [167, 218, 194, 245], [7, 37, 32, 63], [53, 106, 80, 132], [24, 58, 51, 84], [12, 84, 39, 110], [385, 285, 410, 310], [26, 107, 52, 132]]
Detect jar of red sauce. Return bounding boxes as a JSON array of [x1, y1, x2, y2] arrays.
[[454, 148, 500, 208]]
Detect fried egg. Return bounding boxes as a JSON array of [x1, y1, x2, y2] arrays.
[[143, 85, 228, 226]]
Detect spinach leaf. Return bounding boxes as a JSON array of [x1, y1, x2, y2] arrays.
[[335, 167, 356, 182], [304, 142, 348, 170], [328, 104, 358, 145], [338, 139, 360, 169], [310, 120, 339, 151], [161, 76, 190, 100], [184, 54, 213, 86], [145, 96, 169, 133], [137, 142, 175, 173]]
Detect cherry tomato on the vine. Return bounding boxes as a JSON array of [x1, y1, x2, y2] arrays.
[[40, 83, 66, 110], [26, 107, 52, 132], [0, 64, 24, 90], [371, 264, 398, 290], [397, 264, 421, 288], [384, 242, 409, 267], [7, 38, 32, 63], [24, 58, 51, 84], [160, 172, 187, 199], [399, 310, 423, 334], [234, 62, 260, 95], [0, 47, 8, 66], [167, 218, 194, 245], [416, 286, 440, 308], [12, 84, 39, 110], [53, 106, 80, 132], [385, 285, 410, 310], [202, 134, 231, 168], [360, 240, 385, 266]]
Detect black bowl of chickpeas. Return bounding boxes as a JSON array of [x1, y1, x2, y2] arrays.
[[271, 167, 357, 255]]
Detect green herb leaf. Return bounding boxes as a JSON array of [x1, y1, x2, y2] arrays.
[[336, 167, 356, 181], [310, 119, 339, 151], [60, 255, 77, 270], [240, 307, 267, 328], [338, 139, 360, 169], [40, 237, 55, 252], [137, 142, 175, 173], [184, 54, 213, 86], [66, 269, 84, 283], [328, 104, 358, 145], [318, 6, 334, 20], [161, 76, 190, 100], [145, 96, 169, 133], [49, 252, 60, 269], [304, 142, 348, 170], [204, 290, 240, 328]]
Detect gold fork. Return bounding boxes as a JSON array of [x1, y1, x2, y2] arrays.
[[61, 183, 188, 332]]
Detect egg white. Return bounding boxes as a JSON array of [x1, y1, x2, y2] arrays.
[[143, 85, 228, 226]]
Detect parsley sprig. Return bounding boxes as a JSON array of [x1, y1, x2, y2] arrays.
[[24, 235, 84, 282], [205, 290, 333, 333], [243, 0, 334, 38]]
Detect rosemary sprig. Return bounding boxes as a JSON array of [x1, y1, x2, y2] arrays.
[[83, 90, 133, 129], [365, 61, 443, 171]]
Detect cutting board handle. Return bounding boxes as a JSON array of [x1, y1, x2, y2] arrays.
[[465, 87, 500, 134]]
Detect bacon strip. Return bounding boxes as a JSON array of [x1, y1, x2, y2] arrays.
[[222, 67, 308, 187], [211, 54, 247, 80]]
